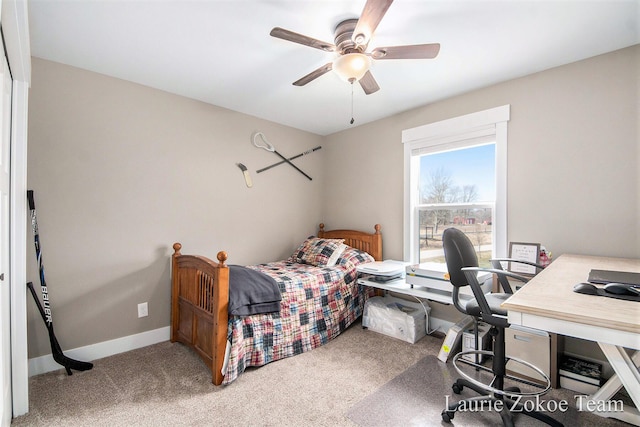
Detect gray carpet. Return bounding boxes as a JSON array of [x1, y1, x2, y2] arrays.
[[347, 354, 629, 426], [12, 321, 630, 426], [12, 321, 441, 426]]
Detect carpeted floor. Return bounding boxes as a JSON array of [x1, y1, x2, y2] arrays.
[[347, 354, 629, 426], [12, 321, 630, 426]]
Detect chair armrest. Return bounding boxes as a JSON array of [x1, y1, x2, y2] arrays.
[[491, 258, 544, 293], [491, 258, 546, 271], [462, 267, 529, 284], [460, 267, 511, 328], [462, 266, 529, 294]]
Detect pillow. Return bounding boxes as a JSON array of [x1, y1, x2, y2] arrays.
[[335, 246, 375, 270], [289, 237, 345, 267], [335, 246, 376, 283]]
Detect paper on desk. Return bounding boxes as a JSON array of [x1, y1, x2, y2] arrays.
[[357, 260, 408, 276]]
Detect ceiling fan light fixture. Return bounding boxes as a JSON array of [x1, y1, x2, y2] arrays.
[[332, 53, 371, 82]]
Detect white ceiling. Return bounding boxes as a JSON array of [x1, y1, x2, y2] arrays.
[[28, 0, 639, 136]]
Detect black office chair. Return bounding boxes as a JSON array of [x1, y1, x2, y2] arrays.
[[440, 228, 562, 427]]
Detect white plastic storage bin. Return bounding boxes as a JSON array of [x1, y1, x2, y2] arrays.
[[362, 295, 429, 343]]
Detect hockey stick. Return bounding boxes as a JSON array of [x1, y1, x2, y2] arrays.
[[27, 190, 93, 374], [26, 282, 93, 374]]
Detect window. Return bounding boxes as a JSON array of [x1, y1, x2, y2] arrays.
[[417, 144, 495, 265], [403, 105, 510, 267]]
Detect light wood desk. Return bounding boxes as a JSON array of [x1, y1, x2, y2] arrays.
[[502, 254, 640, 425]]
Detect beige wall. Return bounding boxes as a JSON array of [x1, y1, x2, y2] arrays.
[[323, 45, 639, 326], [323, 45, 639, 261], [27, 45, 638, 358], [27, 58, 324, 357]]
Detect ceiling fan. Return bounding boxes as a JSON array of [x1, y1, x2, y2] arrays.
[[270, 0, 440, 95]]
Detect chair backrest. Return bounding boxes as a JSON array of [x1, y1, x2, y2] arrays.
[[444, 228, 512, 329], [443, 228, 478, 288]]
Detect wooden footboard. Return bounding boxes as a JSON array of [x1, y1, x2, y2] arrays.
[[171, 223, 382, 385], [170, 243, 229, 385]]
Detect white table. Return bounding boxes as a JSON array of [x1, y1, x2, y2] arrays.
[[502, 254, 640, 425], [358, 277, 470, 304], [357, 274, 490, 305]]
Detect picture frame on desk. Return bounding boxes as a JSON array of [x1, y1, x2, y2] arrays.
[[508, 242, 540, 276]]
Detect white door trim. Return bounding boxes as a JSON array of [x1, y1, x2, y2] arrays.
[[9, 79, 28, 418], [2, 0, 31, 418]]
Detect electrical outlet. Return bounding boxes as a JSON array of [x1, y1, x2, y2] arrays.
[[137, 302, 148, 318]]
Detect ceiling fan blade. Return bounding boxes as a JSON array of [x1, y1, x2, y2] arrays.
[[371, 43, 441, 60], [293, 63, 333, 86], [359, 70, 380, 95], [352, 0, 394, 46], [270, 27, 335, 52]]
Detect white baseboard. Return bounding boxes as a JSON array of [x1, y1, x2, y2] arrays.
[[28, 326, 170, 377]]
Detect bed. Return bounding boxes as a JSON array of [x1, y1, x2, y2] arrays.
[[170, 223, 382, 385]]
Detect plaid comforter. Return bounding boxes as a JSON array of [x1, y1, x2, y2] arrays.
[[222, 260, 370, 385]]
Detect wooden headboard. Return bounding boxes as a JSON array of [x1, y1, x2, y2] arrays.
[[318, 223, 382, 261]]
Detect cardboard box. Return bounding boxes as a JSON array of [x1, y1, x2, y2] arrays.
[[362, 295, 429, 344], [461, 322, 491, 363], [437, 316, 474, 362]]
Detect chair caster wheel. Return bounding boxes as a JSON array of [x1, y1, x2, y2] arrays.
[[452, 383, 463, 394], [441, 410, 455, 423]]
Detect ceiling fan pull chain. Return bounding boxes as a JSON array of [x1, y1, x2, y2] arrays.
[[350, 79, 355, 125]]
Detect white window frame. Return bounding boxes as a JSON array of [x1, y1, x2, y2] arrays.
[[402, 105, 510, 264]]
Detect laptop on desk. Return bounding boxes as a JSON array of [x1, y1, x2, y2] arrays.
[[588, 269, 640, 286]]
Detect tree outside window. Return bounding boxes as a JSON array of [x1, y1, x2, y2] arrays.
[[417, 144, 495, 265]]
